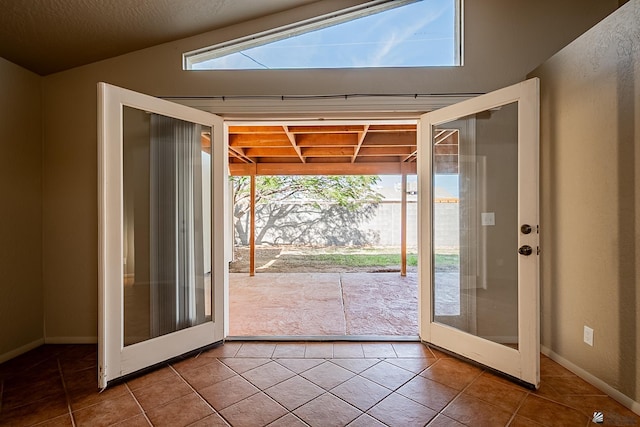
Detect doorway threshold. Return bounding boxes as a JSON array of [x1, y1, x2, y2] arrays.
[[225, 335, 420, 342]]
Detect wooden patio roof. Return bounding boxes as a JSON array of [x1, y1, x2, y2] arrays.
[[227, 124, 419, 176]]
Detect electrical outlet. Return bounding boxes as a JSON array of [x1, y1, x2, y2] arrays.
[[584, 326, 594, 346]]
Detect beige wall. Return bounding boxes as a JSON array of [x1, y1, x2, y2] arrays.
[[0, 58, 43, 358], [530, 0, 640, 404], [40, 0, 616, 341]]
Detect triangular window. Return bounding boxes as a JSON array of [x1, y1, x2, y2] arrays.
[[184, 0, 462, 70]]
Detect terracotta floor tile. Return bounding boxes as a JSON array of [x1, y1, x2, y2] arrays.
[[304, 343, 334, 358], [329, 358, 380, 374], [420, 358, 482, 390], [67, 375, 130, 411], [539, 355, 574, 377], [347, 413, 387, 427], [199, 375, 259, 411], [126, 365, 177, 391], [367, 392, 437, 426], [132, 376, 193, 411], [187, 413, 230, 426], [0, 395, 69, 426], [463, 374, 528, 413], [300, 361, 355, 390], [294, 393, 362, 427], [264, 375, 325, 410], [179, 359, 237, 390], [543, 374, 607, 396], [272, 344, 306, 358], [442, 393, 513, 426], [508, 415, 546, 426], [220, 357, 271, 373], [385, 357, 435, 374], [1, 377, 65, 409], [333, 343, 365, 358], [220, 392, 288, 427], [392, 342, 432, 358], [73, 393, 142, 427], [200, 342, 242, 358], [172, 353, 219, 372], [273, 358, 324, 373], [560, 394, 640, 424], [242, 361, 295, 389], [111, 414, 152, 426], [331, 375, 392, 411], [516, 394, 590, 427], [266, 413, 308, 427], [396, 375, 458, 411], [235, 343, 277, 358], [145, 393, 213, 426], [426, 414, 466, 427], [360, 360, 415, 390], [33, 413, 76, 427], [362, 343, 397, 358]]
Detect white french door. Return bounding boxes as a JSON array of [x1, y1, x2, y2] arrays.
[[98, 83, 226, 388], [418, 78, 540, 387]]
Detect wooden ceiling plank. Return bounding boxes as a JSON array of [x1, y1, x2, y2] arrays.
[[296, 133, 359, 147], [301, 146, 355, 157], [229, 134, 291, 146], [244, 147, 300, 157], [287, 125, 365, 134], [362, 132, 416, 146], [358, 146, 414, 156]]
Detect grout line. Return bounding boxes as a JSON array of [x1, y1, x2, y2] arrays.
[[56, 358, 76, 427], [505, 389, 531, 426], [125, 382, 153, 426]]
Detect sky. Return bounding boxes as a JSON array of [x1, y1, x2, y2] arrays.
[[192, 0, 457, 70]]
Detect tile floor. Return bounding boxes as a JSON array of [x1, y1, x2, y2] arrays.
[[1, 342, 639, 426]]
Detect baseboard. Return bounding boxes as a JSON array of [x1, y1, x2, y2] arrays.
[[44, 336, 98, 344], [0, 338, 45, 364], [541, 345, 640, 416]]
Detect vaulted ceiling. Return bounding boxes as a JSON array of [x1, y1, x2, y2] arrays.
[[0, 0, 320, 75]]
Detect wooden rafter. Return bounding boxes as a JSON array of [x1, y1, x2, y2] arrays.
[[351, 125, 369, 163], [283, 125, 306, 163]]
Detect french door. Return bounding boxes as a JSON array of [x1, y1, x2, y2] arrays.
[[98, 83, 226, 388], [418, 78, 540, 387]]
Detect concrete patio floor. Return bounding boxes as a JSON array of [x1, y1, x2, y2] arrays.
[[229, 272, 419, 337]]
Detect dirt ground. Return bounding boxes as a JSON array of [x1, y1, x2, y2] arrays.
[[229, 245, 418, 273]]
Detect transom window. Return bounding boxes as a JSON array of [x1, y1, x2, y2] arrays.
[[184, 0, 462, 70]]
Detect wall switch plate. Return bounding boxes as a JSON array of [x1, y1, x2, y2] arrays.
[[584, 325, 594, 346]]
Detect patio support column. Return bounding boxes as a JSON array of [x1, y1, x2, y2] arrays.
[[401, 172, 407, 276], [249, 173, 256, 277]]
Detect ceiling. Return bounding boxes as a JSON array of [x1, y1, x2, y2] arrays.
[[0, 0, 319, 75], [224, 124, 458, 176]]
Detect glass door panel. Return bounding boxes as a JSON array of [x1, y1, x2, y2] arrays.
[[99, 83, 226, 388], [419, 78, 539, 387], [433, 102, 519, 349]]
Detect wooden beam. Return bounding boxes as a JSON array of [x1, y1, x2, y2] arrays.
[[301, 146, 354, 157], [401, 174, 407, 277], [249, 174, 256, 277], [351, 125, 369, 163], [229, 134, 290, 147], [284, 126, 306, 163], [244, 147, 300, 157], [358, 146, 415, 156], [287, 125, 366, 133], [229, 162, 417, 176], [228, 146, 254, 164]]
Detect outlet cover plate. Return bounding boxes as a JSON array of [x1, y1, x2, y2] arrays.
[[584, 326, 594, 346]]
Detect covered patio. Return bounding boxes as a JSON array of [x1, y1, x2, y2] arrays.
[[228, 272, 419, 337]]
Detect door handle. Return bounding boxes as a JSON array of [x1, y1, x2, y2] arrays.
[[518, 245, 533, 256], [520, 224, 532, 234]]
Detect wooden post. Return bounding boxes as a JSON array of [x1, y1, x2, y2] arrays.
[[401, 173, 407, 276], [249, 174, 256, 277]]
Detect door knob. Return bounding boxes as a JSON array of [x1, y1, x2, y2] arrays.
[[520, 224, 532, 234], [518, 245, 533, 256]]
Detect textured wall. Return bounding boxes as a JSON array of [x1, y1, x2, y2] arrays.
[[0, 58, 43, 359], [530, 0, 640, 405]]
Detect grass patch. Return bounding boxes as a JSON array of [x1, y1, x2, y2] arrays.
[[298, 253, 458, 268]]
